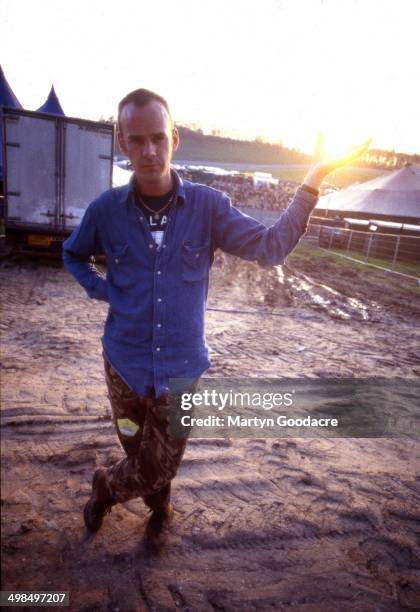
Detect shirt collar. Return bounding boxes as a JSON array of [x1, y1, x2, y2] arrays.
[[123, 168, 185, 206]]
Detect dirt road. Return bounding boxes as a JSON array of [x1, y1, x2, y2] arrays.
[[1, 252, 419, 611]]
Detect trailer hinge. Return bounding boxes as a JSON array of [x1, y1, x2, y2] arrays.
[[60, 212, 80, 219]]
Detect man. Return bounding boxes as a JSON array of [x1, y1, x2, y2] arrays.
[[63, 88, 368, 542]]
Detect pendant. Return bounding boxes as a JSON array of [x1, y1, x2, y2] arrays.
[[154, 213, 160, 220]]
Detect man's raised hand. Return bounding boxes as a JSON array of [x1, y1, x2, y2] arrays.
[[303, 138, 372, 191]]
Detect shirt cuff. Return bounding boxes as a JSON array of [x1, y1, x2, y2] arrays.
[[301, 183, 320, 197], [91, 275, 109, 302]]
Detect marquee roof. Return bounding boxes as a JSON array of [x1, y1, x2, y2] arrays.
[[316, 165, 420, 221]]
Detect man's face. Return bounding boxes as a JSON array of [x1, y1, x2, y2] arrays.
[[117, 100, 179, 193]]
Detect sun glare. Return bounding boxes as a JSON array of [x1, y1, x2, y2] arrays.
[[315, 132, 373, 162]]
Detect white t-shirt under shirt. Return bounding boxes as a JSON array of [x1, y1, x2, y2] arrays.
[[135, 189, 174, 248]]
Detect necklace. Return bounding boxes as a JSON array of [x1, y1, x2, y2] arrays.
[[137, 190, 175, 220]]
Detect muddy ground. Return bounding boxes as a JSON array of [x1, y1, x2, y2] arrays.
[[1, 248, 419, 611]]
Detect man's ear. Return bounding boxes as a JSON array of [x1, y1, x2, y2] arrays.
[[117, 129, 128, 157], [172, 126, 180, 152]]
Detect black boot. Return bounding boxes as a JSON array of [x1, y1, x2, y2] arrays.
[[83, 468, 117, 532]]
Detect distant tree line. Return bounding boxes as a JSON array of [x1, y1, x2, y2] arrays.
[[103, 116, 419, 169], [362, 148, 420, 170], [174, 126, 311, 165]]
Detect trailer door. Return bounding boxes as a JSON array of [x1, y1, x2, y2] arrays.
[[62, 123, 113, 230], [3, 112, 58, 227]]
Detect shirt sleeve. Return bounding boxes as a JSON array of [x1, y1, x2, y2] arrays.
[[211, 186, 318, 266], [62, 202, 109, 302]]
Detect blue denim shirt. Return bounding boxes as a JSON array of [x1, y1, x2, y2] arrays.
[[62, 170, 318, 397]]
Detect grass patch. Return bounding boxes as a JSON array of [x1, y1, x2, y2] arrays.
[[331, 251, 420, 278], [288, 241, 420, 289]]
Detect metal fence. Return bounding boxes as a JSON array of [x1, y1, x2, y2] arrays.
[[240, 206, 420, 279], [304, 224, 419, 269]]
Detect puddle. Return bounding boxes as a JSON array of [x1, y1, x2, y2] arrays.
[[276, 266, 371, 321]]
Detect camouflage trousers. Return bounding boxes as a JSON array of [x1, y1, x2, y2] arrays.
[[101, 356, 193, 510]]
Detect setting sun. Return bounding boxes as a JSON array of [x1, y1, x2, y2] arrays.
[[314, 133, 373, 162]]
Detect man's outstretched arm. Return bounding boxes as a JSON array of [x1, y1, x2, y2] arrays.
[[62, 203, 109, 302], [212, 141, 370, 265], [212, 185, 317, 266]]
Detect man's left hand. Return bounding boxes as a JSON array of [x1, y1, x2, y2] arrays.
[[303, 139, 371, 191]]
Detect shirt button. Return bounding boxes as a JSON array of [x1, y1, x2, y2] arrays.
[[195, 253, 199, 258], [156, 347, 161, 351], [149, 244, 154, 248], [162, 244, 166, 249], [115, 258, 119, 264], [157, 270, 161, 275], [157, 323, 161, 328], [157, 298, 162, 302]]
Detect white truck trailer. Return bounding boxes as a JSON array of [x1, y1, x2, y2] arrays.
[[1, 107, 114, 255]]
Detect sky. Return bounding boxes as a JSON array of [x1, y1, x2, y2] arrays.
[[1, 0, 419, 156]]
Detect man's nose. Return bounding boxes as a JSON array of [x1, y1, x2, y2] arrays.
[[143, 140, 157, 158]]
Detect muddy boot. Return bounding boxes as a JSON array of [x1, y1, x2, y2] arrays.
[[83, 467, 117, 533], [143, 503, 174, 550]]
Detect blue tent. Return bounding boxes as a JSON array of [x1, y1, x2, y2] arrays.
[[1, 65, 23, 182], [0, 65, 22, 109], [37, 85, 65, 115]]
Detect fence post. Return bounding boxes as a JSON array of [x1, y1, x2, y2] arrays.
[[347, 230, 352, 252], [392, 235, 401, 269], [365, 234, 373, 262], [328, 226, 334, 250]]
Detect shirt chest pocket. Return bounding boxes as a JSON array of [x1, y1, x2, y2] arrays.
[[182, 242, 210, 282], [108, 245, 138, 288]]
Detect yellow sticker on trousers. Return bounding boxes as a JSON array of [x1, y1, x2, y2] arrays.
[[117, 418, 140, 437]]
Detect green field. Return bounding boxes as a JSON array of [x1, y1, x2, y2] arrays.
[[174, 158, 386, 189], [270, 165, 386, 188]]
